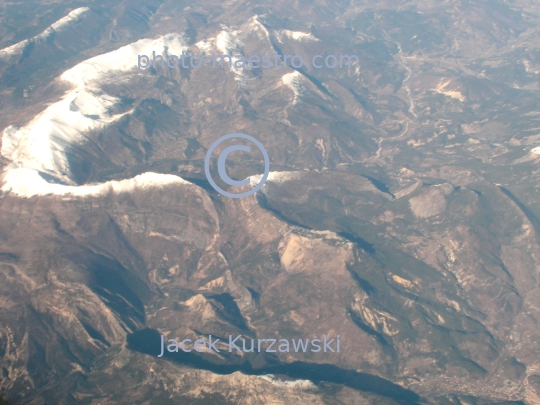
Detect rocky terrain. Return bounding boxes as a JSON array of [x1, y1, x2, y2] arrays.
[[1, 0, 540, 404]]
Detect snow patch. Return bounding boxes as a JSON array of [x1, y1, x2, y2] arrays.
[[49, 7, 90, 31], [215, 30, 242, 55], [1, 169, 191, 198], [279, 30, 318, 43], [268, 171, 305, 184], [259, 375, 317, 390], [249, 171, 304, 187], [1, 34, 191, 199], [530, 146, 540, 154], [2, 89, 129, 179], [282, 71, 303, 103], [61, 34, 187, 85], [195, 38, 215, 55], [249, 16, 271, 41], [196, 30, 249, 87], [0, 8, 90, 59], [3, 33, 188, 181]]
